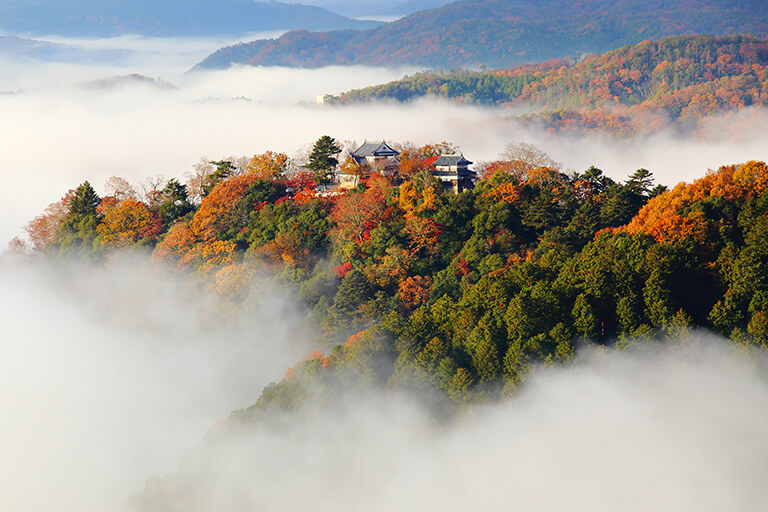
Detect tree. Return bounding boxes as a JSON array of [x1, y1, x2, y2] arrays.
[[49, 181, 102, 256], [305, 135, 341, 185], [69, 181, 100, 217], [246, 151, 289, 180], [202, 160, 236, 197], [25, 190, 73, 251], [190, 174, 261, 240], [97, 199, 162, 249], [157, 179, 194, 226]]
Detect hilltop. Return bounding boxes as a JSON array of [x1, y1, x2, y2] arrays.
[[332, 35, 768, 135], [194, 0, 768, 69]]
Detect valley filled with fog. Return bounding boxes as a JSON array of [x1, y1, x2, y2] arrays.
[[3, 35, 768, 247], [3, 34, 768, 512]]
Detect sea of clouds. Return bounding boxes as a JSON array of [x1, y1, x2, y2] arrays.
[[2, 35, 768, 246], [2, 35, 768, 512]]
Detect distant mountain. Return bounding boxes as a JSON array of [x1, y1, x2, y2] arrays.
[[0, 35, 125, 62], [194, 0, 768, 70], [299, 0, 454, 18], [0, 0, 380, 38], [80, 74, 178, 91], [331, 34, 768, 135]]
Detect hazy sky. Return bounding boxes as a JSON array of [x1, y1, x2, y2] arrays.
[[2, 35, 768, 248]]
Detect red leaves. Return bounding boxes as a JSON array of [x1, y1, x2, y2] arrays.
[[334, 261, 353, 279], [456, 256, 470, 275]]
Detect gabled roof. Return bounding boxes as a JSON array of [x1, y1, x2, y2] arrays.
[[350, 140, 400, 158], [433, 154, 473, 167]]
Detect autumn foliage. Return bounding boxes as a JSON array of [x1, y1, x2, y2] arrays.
[[626, 161, 768, 243]]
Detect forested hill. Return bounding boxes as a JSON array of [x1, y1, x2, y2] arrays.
[[0, 0, 379, 38], [15, 143, 768, 507], [194, 0, 768, 70], [332, 35, 768, 135]]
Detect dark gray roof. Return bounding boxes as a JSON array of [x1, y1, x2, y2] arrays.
[[433, 154, 472, 167], [350, 140, 400, 158]]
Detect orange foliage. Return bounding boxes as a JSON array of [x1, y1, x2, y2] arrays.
[[489, 181, 522, 204], [24, 190, 73, 251], [345, 330, 366, 347], [293, 187, 317, 205], [398, 275, 432, 310], [285, 350, 331, 378], [97, 196, 120, 215], [625, 161, 768, 243], [97, 199, 162, 248], [250, 232, 312, 270], [190, 174, 259, 240], [152, 222, 197, 264], [404, 214, 441, 256]]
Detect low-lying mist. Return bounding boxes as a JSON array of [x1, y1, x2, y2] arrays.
[[0, 255, 315, 512], [3, 49, 768, 246], [4, 250, 767, 511], [133, 335, 768, 512]]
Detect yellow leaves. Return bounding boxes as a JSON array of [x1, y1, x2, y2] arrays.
[[734, 160, 768, 197], [98, 199, 161, 248], [245, 151, 289, 180], [398, 181, 418, 213], [180, 239, 239, 273], [339, 155, 364, 176], [418, 186, 438, 213]]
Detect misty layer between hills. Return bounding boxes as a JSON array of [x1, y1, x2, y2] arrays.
[[0, 256, 315, 512], [139, 337, 768, 512], [3, 253, 767, 511], [2, 51, 768, 248]]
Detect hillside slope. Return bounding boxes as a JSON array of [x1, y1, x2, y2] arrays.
[[332, 35, 768, 134], [0, 0, 379, 37], [195, 0, 768, 69]]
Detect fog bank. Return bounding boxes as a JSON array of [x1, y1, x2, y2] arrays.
[[138, 337, 768, 511], [2, 43, 768, 248], [0, 257, 314, 512]]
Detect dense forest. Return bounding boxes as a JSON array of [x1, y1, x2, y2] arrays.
[[195, 0, 768, 69], [15, 139, 768, 401], [14, 138, 768, 508], [331, 35, 768, 134]]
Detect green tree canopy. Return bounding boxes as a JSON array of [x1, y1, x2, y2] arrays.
[[306, 135, 342, 186]]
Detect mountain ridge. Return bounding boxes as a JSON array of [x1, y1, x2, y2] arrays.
[[330, 34, 768, 135], [0, 0, 379, 38], [194, 0, 768, 70]]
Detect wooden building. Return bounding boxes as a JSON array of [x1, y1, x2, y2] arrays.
[[431, 154, 476, 193]]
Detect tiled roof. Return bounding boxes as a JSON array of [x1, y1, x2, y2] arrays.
[[433, 154, 472, 167], [350, 140, 400, 158]]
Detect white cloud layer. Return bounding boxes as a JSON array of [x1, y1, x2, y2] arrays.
[[0, 256, 315, 512], [2, 36, 768, 248], [135, 337, 768, 512]]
